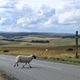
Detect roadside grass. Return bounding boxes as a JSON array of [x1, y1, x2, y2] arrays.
[[38, 56, 80, 65], [0, 72, 5, 80]]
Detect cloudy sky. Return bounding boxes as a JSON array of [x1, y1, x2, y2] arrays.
[[0, 0, 80, 33]]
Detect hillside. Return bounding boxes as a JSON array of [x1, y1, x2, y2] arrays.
[[0, 32, 78, 38]]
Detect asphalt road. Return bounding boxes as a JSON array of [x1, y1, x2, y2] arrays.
[[0, 55, 80, 80]]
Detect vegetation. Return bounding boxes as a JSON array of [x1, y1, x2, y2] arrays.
[[0, 72, 5, 80], [0, 36, 80, 64]]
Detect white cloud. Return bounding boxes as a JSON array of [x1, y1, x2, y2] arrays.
[[0, 0, 80, 32], [0, 0, 16, 8], [42, 15, 58, 28], [17, 17, 32, 26], [59, 8, 80, 24], [15, 0, 28, 10], [16, 5, 56, 29], [0, 0, 7, 7], [0, 17, 6, 24]]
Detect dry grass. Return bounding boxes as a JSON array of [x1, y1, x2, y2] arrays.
[[0, 45, 80, 64], [0, 46, 78, 58], [0, 46, 80, 64], [0, 73, 5, 80]]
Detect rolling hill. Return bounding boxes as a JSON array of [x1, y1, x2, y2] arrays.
[[0, 32, 78, 38]]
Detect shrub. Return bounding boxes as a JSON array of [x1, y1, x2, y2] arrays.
[[66, 48, 74, 51], [3, 50, 9, 52]]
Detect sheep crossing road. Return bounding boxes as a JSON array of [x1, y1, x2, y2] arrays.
[[14, 55, 36, 68], [0, 55, 80, 80]]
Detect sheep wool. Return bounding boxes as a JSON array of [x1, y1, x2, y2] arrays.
[[14, 55, 36, 68]]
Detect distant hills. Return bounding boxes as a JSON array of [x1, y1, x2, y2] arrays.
[[0, 32, 79, 38], [0, 35, 7, 40]]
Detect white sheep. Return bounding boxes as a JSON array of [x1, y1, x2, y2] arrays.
[[14, 55, 36, 68]]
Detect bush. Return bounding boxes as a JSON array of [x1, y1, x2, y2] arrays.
[[68, 56, 72, 58], [66, 48, 74, 51], [56, 58, 60, 60], [3, 50, 9, 52]]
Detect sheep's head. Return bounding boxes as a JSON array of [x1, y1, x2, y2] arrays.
[[32, 55, 36, 59]]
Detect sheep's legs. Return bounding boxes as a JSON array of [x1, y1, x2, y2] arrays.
[[23, 63, 27, 68], [28, 63, 32, 68], [23, 63, 32, 68], [14, 62, 19, 67]]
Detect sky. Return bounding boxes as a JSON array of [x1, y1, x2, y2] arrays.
[[0, 0, 80, 33]]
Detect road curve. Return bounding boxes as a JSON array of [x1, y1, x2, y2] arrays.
[[0, 55, 80, 80]]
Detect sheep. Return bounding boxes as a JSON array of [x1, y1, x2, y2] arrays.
[[14, 55, 36, 68]]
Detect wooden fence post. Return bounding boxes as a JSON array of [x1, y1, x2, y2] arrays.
[[75, 31, 79, 58]]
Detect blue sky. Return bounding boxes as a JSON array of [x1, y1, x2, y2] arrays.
[[0, 0, 80, 33]]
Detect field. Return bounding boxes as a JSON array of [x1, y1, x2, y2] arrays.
[[0, 36, 80, 64]]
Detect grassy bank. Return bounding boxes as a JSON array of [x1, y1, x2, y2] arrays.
[[38, 56, 80, 65]]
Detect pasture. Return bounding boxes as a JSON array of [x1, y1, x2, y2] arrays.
[[0, 36, 80, 64]]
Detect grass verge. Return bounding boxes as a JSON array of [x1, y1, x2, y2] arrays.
[[38, 56, 80, 65]]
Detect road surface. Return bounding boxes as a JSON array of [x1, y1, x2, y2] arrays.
[[0, 55, 80, 80]]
